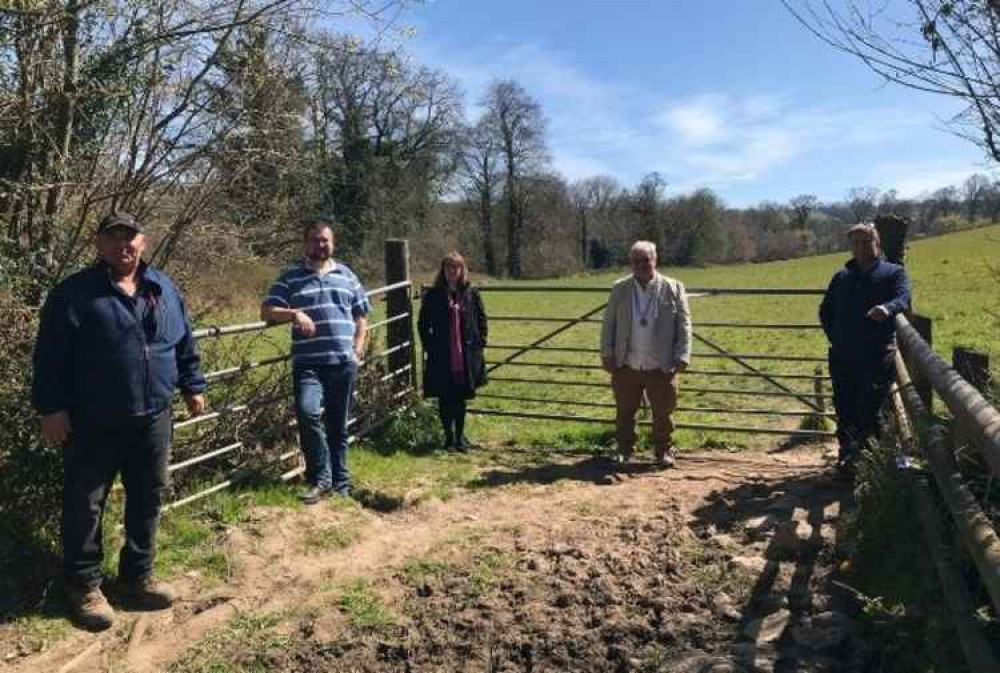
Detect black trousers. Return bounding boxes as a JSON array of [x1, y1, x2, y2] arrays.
[[828, 347, 896, 460], [437, 388, 469, 443], [62, 408, 172, 589]]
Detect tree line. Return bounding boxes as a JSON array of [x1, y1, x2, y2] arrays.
[[2, 0, 998, 306]]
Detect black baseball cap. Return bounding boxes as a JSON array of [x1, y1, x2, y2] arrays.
[[97, 211, 142, 234]]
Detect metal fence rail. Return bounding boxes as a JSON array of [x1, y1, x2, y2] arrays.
[[471, 285, 832, 439]]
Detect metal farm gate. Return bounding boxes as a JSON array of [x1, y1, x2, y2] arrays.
[[468, 284, 836, 444]]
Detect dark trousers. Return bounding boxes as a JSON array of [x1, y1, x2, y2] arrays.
[[438, 388, 468, 444], [829, 347, 896, 461], [62, 408, 172, 589]]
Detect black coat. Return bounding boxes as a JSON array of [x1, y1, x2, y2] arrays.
[[418, 285, 488, 399]]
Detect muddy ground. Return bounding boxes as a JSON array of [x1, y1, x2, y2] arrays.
[[2, 444, 863, 672]]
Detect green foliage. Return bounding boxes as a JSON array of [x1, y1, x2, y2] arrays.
[[0, 300, 61, 620], [839, 436, 966, 673], [367, 399, 444, 455], [169, 611, 289, 673], [337, 579, 397, 631]]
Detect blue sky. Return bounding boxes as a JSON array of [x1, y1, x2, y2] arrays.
[[368, 0, 999, 207]]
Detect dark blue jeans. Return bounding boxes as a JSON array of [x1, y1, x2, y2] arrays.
[[294, 361, 357, 493], [62, 408, 172, 589]]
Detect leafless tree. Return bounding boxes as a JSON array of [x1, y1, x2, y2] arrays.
[[784, 0, 1000, 163], [962, 172, 991, 222], [570, 175, 620, 268], [458, 119, 501, 275], [789, 193, 819, 229], [479, 79, 548, 278], [847, 186, 880, 222]]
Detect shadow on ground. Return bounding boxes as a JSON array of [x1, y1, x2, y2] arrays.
[[689, 463, 860, 671], [466, 445, 673, 489]]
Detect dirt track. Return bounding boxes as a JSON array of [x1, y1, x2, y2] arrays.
[[3, 443, 862, 673]]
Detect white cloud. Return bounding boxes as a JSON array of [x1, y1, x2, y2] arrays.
[[648, 94, 928, 190], [408, 33, 979, 199], [871, 160, 998, 198]]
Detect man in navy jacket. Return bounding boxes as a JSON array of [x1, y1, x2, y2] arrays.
[[32, 212, 206, 630], [819, 222, 911, 472]]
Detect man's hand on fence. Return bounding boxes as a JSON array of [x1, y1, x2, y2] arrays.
[[184, 393, 206, 418], [293, 310, 317, 337], [41, 410, 72, 446], [601, 356, 617, 373]]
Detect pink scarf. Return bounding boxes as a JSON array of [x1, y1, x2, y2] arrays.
[[448, 293, 464, 383]]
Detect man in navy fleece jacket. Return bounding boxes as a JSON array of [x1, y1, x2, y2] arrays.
[[32, 212, 206, 630], [819, 222, 911, 472]]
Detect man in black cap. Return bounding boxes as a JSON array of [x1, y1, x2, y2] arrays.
[[820, 222, 911, 473], [32, 212, 207, 630]]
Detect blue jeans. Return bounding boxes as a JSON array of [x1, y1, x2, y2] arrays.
[[293, 361, 357, 493]]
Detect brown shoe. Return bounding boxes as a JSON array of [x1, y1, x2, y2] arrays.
[[115, 576, 174, 610], [66, 584, 114, 631]]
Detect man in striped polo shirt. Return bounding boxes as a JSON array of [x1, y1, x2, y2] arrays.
[[261, 217, 370, 503]]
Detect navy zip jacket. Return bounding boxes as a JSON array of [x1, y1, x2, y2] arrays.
[[32, 262, 206, 424], [819, 258, 911, 361]]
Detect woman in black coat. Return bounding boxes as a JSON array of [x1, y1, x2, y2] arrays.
[[418, 251, 488, 451]]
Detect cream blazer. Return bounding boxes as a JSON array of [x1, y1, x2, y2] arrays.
[[600, 273, 692, 370]]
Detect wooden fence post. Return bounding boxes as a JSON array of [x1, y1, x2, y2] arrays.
[[384, 239, 416, 392], [907, 313, 934, 411], [953, 347, 992, 470], [813, 366, 826, 412], [954, 347, 991, 394]]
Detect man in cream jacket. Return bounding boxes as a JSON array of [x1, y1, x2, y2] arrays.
[[600, 241, 692, 467]]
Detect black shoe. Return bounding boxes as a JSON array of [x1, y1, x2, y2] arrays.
[[454, 436, 470, 453], [835, 457, 856, 479]]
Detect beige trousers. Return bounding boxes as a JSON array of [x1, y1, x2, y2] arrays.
[[611, 366, 678, 454]]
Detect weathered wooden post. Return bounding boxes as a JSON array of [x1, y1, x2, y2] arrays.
[[953, 347, 992, 470], [813, 366, 826, 412], [954, 347, 991, 394], [874, 213, 908, 265], [384, 239, 416, 392], [907, 315, 934, 411], [804, 365, 828, 431]]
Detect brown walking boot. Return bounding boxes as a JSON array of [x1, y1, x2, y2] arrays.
[[65, 584, 115, 631], [115, 576, 175, 610]]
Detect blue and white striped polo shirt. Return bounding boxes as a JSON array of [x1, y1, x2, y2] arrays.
[[264, 261, 371, 365]]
